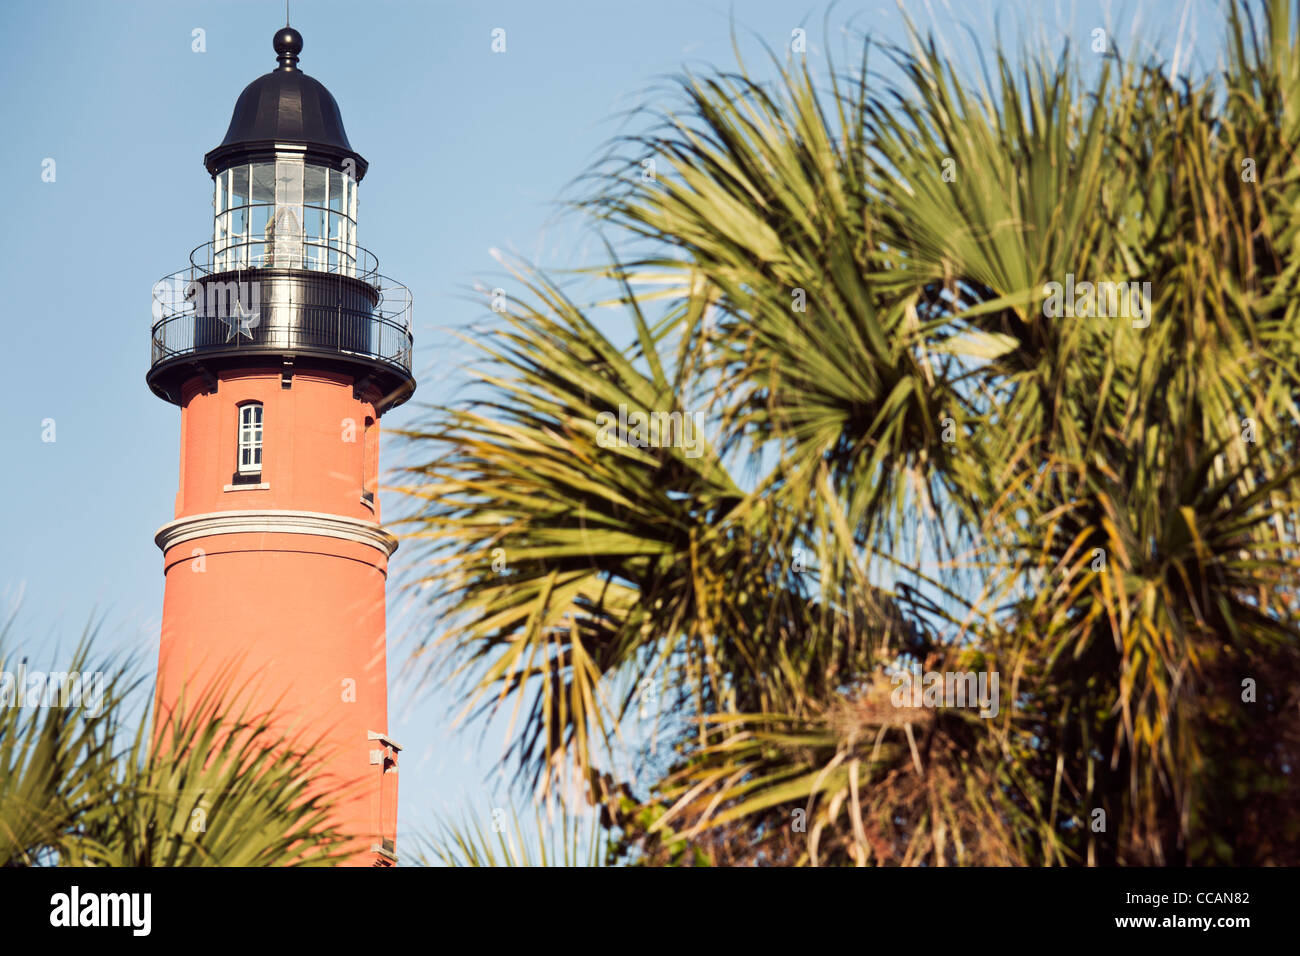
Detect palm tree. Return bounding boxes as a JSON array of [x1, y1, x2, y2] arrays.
[[418, 801, 612, 867], [0, 616, 351, 867], [399, 0, 1300, 866]]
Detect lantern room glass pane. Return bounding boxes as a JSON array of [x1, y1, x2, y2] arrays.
[[213, 173, 227, 268], [251, 203, 270, 239], [329, 169, 343, 212], [304, 164, 326, 208], [303, 164, 329, 269], [349, 177, 358, 238], [349, 177, 359, 273], [276, 158, 303, 206], [231, 166, 249, 208], [251, 163, 275, 204], [271, 157, 304, 268]]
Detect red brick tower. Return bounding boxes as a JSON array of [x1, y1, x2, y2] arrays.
[[147, 26, 414, 865]]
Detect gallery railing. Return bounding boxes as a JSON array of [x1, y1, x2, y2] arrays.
[[150, 240, 412, 375]]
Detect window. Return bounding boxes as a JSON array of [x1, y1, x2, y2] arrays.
[[237, 403, 263, 474], [361, 416, 377, 506]]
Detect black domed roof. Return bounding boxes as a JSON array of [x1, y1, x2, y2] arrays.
[[204, 28, 368, 180]]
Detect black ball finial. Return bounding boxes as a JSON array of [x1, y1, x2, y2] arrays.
[[274, 27, 303, 70]]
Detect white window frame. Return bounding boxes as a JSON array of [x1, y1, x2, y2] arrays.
[[347, 174, 358, 275], [213, 172, 226, 269], [237, 403, 264, 475]]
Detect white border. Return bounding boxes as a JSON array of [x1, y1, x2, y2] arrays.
[[155, 509, 398, 556]]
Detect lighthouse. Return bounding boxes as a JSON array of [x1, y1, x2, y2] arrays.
[[148, 26, 413, 866]]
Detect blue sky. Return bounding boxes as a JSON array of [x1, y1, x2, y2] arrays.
[[0, 0, 1223, 857]]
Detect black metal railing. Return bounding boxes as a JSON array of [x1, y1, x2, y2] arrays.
[[195, 237, 380, 280], [150, 242, 412, 375]]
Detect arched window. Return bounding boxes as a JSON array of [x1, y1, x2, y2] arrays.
[[238, 403, 264, 475]]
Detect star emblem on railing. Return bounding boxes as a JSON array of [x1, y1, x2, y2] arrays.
[[219, 298, 262, 342]]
